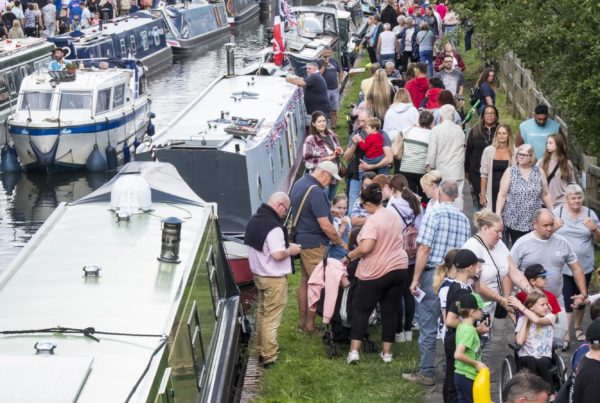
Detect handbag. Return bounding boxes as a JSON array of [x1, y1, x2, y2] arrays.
[[474, 235, 508, 319], [337, 157, 347, 178], [391, 131, 404, 160]]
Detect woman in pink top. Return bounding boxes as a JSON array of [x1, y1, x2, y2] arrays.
[[344, 183, 409, 364]]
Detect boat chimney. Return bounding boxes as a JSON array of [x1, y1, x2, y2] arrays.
[[158, 217, 183, 263], [225, 43, 236, 77]]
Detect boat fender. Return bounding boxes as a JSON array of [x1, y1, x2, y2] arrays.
[[0, 144, 22, 173], [145, 119, 155, 137], [123, 141, 131, 163], [86, 144, 108, 172], [105, 143, 118, 170], [133, 137, 140, 150]]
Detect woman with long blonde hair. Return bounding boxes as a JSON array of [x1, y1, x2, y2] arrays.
[[479, 123, 515, 211], [366, 69, 395, 123], [537, 132, 575, 208]]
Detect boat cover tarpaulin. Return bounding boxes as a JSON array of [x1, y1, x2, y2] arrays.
[[72, 162, 205, 206]]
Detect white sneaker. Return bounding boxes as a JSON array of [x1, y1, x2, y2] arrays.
[[395, 332, 406, 342], [404, 330, 413, 342], [347, 350, 360, 364], [380, 352, 393, 363]]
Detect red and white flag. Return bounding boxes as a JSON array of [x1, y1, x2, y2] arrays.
[[272, 16, 285, 66]]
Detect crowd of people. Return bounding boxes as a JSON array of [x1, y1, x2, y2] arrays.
[[249, 1, 600, 403], [0, 0, 151, 38]]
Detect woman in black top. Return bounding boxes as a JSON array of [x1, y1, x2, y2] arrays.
[[465, 105, 499, 208]]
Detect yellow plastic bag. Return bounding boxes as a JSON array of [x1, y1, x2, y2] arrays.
[[473, 367, 491, 403]]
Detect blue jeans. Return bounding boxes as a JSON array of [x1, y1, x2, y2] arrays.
[[419, 49, 434, 77], [415, 269, 441, 377], [347, 178, 361, 216], [358, 155, 385, 180], [324, 183, 338, 202], [379, 53, 396, 68]]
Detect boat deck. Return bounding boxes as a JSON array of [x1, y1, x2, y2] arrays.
[[141, 75, 301, 155]]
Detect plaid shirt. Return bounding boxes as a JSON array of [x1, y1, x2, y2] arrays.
[[417, 202, 471, 268], [303, 132, 340, 171]]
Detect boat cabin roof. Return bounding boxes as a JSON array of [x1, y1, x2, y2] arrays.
[[56, 13, 161, 44], [0, 162, 213, 401], [20, 68, 133, 92], [0, 37, 53, 58], [138, 75, 301, 155]]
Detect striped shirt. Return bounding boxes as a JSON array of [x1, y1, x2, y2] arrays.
[[400, 126, 431, 174], [417, 202, 471, 268]]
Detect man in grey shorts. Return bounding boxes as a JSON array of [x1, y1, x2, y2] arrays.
[[317, 46, 343, 127]]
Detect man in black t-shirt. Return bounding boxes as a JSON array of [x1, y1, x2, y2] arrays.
[[286, 62, 331, 127], [316, 46, 342, 127], [573, 319, 600, 403]]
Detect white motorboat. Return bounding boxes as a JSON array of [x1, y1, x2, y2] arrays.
[[8, 59, 151, 173]]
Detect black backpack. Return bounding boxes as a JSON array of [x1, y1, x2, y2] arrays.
[[470, 85, 480, 107]]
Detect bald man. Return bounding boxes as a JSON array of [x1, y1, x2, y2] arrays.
[[245, 192, 301, 367]]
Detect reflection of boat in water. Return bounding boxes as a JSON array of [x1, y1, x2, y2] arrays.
[[48, 13, 173, 75], [225, 0, 260, 25], [0, 38, 53, 148], [152, 0, 230, 54], [8, 59, 151, 172], [136, 45, 306, 235], [0, 162, 246, 402]]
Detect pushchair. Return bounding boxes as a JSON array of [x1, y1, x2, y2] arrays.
[[309, 247, 378, 358]]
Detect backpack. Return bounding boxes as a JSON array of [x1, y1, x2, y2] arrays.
[[391, 204, 419, 259]]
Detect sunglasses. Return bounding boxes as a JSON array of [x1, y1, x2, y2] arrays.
[[517, 153, 532, 158]]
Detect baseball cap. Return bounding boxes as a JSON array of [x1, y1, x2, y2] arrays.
[[317, 160, 341, 180], [456, 293, 492, 310], [586, 318, 600, 345], [524, 264, 548, 280], [454, 249, 484, 269]]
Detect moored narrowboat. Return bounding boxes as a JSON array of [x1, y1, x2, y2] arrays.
[[0, 161, 247, 402]]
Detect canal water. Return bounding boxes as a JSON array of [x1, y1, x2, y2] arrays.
[[0, 14, 273, 273]]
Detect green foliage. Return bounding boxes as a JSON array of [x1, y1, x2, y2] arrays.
[[456, 0, 600, 157]]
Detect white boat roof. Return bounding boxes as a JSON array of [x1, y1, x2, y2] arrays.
[[138, 75, 302, 155], [0, 37, 53, 58], [66, 14, 160, 41], [21, 68, 133, 92], [0, 162, 213, 402]]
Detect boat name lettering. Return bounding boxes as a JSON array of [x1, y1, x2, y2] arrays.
[[60, 128, 72, 135]]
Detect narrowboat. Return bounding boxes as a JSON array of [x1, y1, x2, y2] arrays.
[[47, 13, 173, 75], [224, 0, 260, 25], [151, 1, 230, 54], [284, 6, 342, 78], [136, 45, 306, 235], [0, 161, 246, 402], [8, 59, 151, 172], [0, 37, 53, 148]]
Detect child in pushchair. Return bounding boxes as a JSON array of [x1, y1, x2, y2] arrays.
[[308, 228, 378, 358]]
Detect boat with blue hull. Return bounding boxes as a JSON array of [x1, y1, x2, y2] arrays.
[[151, 0, 230, 54], [0, 161, 247, 402], [48, 13, 172, 75], [225, 0, 260, 25], [0, 38, 53, 148], [8, 59, 151, 172]]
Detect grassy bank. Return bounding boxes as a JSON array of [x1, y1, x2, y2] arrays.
[[254, 54, 424, 403]]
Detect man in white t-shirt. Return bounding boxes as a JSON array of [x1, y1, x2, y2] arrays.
[[42, 0, 57, 37]]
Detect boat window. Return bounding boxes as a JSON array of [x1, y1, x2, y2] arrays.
[[5, 71, 16, 94], [0, 76, 10, 106], [206, 246, 221, 319], [120, 38, 126, 56], [113, 84, 125, 108], [299, 13, 323, 33], [20, 65, 30, 79], [141, 31, 149, 51], [324, 14, 336, 33], [19, 92, 53, 111], [153, 26, 160, 46], [257, 174, 263, 201], [270, 153, 275, 184], [279, 141, 285, 169], [95, 88, 111, 114], [186, 301, 207, 388], [130, 35, 137, 55], [59, 91, 92, 110]]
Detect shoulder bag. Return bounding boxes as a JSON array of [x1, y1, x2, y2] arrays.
[[546, 162, 560, 183], [474, 235, 508, 319]]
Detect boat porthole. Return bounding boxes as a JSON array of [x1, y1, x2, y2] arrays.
[[279, 141, 285, 169], [257, 175, 263, 201], [270, 153, 275, 184]]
